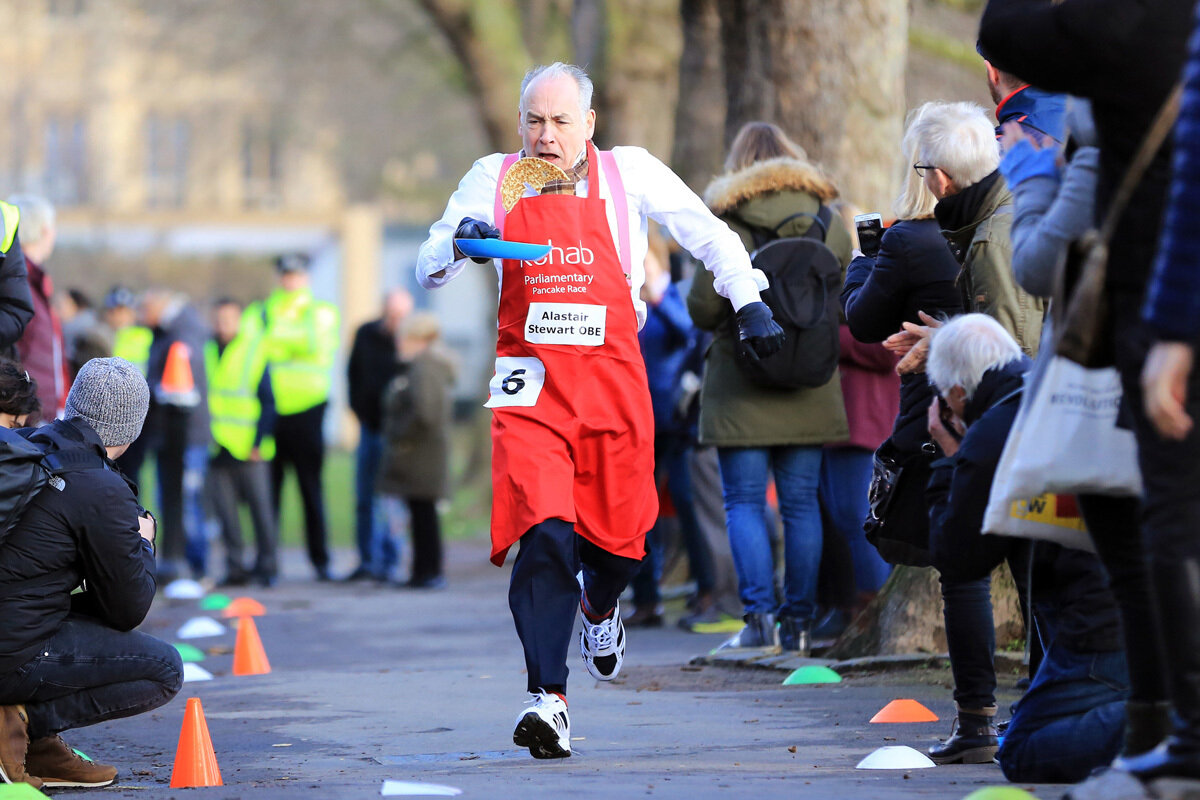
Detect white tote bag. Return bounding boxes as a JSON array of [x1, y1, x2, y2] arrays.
[[1001, 357, 1142, 498]]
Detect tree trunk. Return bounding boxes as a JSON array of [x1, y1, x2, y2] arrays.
[[717, 0, 908, 210], [670, 0, 726, 192], [827, 564, 1026, 660], [415, 0, 533, 152], [590, 0, 681, 156]]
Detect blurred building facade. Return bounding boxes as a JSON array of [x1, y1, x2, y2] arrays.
[[1, 0, 346, 224]]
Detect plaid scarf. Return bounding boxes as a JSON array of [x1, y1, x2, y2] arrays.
[[539, 153, 589, 195]]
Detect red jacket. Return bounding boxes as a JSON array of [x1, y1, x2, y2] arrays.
[[15, 260, 68, 419], [833, 325, 899, 451]]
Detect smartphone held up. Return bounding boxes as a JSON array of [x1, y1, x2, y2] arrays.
[[854, 212, 884, 258]]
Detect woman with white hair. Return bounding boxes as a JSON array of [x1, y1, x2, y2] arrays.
[[840, 105, 967, 566]]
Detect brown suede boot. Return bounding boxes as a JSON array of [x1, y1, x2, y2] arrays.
[[26, 736, 117, 788], [0, 704, 41, 788]]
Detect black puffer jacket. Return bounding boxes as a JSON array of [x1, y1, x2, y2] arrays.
[[0, 418, 156, 673], [841, 218, 963, 454]]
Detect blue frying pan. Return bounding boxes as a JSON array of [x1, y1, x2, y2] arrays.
[[455, 238, 551, 261]]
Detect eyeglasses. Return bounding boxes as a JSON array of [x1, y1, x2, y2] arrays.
[[913, 163, 953, 180]]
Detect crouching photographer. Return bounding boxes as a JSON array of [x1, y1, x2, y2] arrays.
[[0, 357, 182, 789], [925, 316, 1129, 780]]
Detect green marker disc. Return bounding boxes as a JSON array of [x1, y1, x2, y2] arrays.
[[782, 665, 842, 685]]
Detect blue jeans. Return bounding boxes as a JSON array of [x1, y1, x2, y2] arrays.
[[355, 428, 399, 578], [718, 445, 823, 620], [157, 441, 209, 577], [819, 447, 891, 595], [999, 642, 1128, 783], [0, 616, 182, 740]]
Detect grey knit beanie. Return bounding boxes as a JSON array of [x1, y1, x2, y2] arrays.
[[64, 357, 150, 448]]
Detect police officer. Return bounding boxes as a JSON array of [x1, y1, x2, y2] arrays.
[[246, 254, 339, 581]]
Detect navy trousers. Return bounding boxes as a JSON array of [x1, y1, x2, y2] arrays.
[[508, 518, 642, 695]]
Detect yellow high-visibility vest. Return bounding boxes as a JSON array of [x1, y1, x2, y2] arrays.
[[244, 288, 339, 416], [113, 325, 153, 376], [0, 201, 18, 254], [205, 331, 275, 462]]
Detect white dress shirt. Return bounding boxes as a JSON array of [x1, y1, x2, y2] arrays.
[[416, 145, 767, 328]]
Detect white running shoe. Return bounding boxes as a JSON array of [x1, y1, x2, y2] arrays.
[[513, 691, 571, 759], [579, 599, 626, 680]]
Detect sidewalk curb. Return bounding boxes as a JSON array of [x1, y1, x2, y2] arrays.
[[690, 649, 1027, 676]]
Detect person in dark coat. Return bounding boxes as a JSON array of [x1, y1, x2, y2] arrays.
[[345, 288, 412, 582], [627, 240, 714, 628], [378, 312, 455, 589], [0, 358, 183, 789], [980, 0, 1198, 779], [841, 105, 965, 566], [142, 290, 210, 582]]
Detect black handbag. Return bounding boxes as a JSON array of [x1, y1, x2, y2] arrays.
[[864, 438, 935, 568]]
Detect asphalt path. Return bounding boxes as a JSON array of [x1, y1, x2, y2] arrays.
[[62, 540, 1048, 800]]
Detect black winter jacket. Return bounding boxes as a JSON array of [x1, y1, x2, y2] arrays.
[[841, 218, 963, 454], [0, 418, 156, 673], [927, 360, 1122, 653], [145, 302, 211, 448], [979, 0, 1196, 295], [347, 318, 400, 433]]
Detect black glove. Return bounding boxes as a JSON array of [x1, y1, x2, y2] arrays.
[[735, 301, 785, 362], [454, 217, 501, 264]]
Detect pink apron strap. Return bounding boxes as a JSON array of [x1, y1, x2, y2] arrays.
[[493, 153, 521, 234], [598, 148, 632, 278]]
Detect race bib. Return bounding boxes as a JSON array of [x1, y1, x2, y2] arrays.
[[484, 356, 546, 408], [524, 303, 606, 347]]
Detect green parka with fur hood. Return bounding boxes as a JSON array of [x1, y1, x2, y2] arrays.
[[687, 157, 851, 447]]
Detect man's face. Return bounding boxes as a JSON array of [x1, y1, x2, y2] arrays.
[[279, 270, 308, 292], [214, 303, 242, 344], [383, 289, 414, 333], [105, 306, 135, 331], [518, 74, 596, 169]]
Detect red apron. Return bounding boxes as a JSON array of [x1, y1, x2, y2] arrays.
[[485, 141, 658, 566]]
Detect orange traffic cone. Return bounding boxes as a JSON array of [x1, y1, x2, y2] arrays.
[[169, 698, 222, 788], [160, 341, 195, 395], [221, 596, 266, 618], [870, 699, 939, 723], [232, 616, 271, 676]]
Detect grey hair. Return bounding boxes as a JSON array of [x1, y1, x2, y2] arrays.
[[927, 313, 1022, 400], [910, 101, 1000, 190], [519, 62, 594, 116], [7, 194, 55, 247]]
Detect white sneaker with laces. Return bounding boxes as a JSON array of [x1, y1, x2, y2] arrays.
[[512, 691, 571, 759], [579, 599, 626, 680]]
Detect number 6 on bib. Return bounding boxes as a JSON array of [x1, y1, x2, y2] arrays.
[[485, 356, 546, 408]]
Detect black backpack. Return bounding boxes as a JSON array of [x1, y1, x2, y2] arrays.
[[0, 426, 105, 545], [736, 205, 841, 389]]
